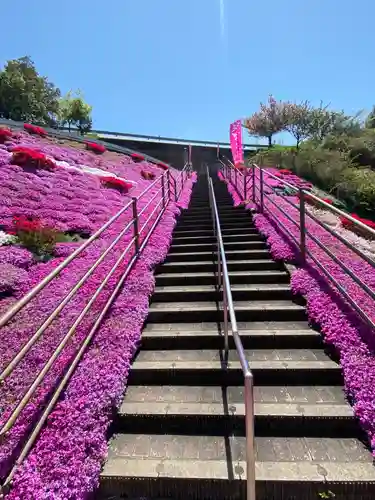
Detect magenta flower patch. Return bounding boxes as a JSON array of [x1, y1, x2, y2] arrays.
[[219, 168, 375, 458], [0, 130, 196, 499]]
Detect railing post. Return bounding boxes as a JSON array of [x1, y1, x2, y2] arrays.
[[161, 173, 166, 209], [223, 284, 229, 361], [252, 166, 255, 203], [244, 372, 256, 500], [166, 170, 171, 202], [173, 176, 178, 202], [299, 189, 306, 262], [132, 197, 140, 254], [235, 167, 238, 189], [259, 165, 264, 212], [244, 171, 247, 201]]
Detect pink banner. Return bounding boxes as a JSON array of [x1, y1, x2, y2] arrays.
[[229, 120, 244, 165]]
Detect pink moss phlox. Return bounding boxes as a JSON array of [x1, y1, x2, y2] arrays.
[[219, 167, 375, 458], [1, 132, 196, 499]]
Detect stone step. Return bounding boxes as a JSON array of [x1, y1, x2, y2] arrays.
[[180, 212, 250, 222], [100, 434, 375, 500], [147, 300, 306, 323], [155, 269, 290, 286], [141, 321, 321, 350], [116, 385, 356, 437], [165, 249, 270, 263], [129, 348, 342, 386], [173, 227, 258, 237], [152, 283, 293, 302], [158, 259, 282, 274], [179, 219, 252, 229], [171, 233, 264, 245], [169, 240, 267, 253]]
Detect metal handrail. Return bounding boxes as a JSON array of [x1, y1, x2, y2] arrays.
[[206, 166, 256, 500], [0, 162, 191, 491], [220, 159, 375, 330]]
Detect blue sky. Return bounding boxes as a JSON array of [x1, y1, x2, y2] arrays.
[[0, 0, 373, 144]]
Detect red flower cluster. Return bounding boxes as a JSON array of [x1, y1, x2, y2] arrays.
[[156, 161, 169, 170], [278, 169, 292, 175], [0, 127, 13, 143], [131, 153, 145, 163], [11, 146, 56, 170], [13, 215, 42, 233], [141, 170, 156, 180], [322, 198, 333, 204], [340, 213, 375, 238], [24, 123, 47, 137], [101, 176, 133, 193], [85, 142, 106, 154]]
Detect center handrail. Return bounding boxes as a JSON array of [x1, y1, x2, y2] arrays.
[[205, 167, 256, 500]]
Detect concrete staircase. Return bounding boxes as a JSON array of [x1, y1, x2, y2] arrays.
[[99, 174, 375, 499]]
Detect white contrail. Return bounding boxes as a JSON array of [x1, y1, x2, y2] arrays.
[[219, 0, 226, 44]]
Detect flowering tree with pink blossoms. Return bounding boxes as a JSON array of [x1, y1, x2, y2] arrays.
[[244, 95, 289, 147]]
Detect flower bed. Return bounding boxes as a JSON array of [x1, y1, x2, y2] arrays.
[[340, 214, 375, 240], [0, 128, 197, 498], [0, 128, 13, 143], [220, 167, 375, 458], [85, 141, 106, 154], [100, 176, 133, 193], [24, 123, 47, 137]]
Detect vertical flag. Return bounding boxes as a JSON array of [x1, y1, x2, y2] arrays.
[[229, 120, 244, 165]]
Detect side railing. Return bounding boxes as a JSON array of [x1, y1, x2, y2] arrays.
[[219, 158, 375, 331], [206, 168, 256, 500], [0, 163, 191, 491]]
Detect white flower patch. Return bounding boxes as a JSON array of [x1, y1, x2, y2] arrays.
[[0, 230, 17, 246], [51, 159, 137, 187]]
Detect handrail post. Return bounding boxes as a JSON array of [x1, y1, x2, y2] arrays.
[[259, 165, 264, 212], [132, 197, 140, 254], [161, 173, 166, 209], [299, 189, 306, 262], [244, 170, 247, 201], [173, 176, 178, 202], [245, 372, 256, 500], [223, 284, 229, 362], [166, 170, 171, 202], [252, 165, 255, 203], [235, 167, 238, 190]]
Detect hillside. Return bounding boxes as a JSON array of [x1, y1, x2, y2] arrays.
[[0, 125, 195, 499]]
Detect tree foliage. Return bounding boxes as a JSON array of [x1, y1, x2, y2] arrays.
[[57, 90, 93, 133], [0, 56, 61, 125]]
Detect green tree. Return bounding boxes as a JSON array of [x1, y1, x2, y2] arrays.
[[0, 56, 60, 124], [57, 90, 92, 133]]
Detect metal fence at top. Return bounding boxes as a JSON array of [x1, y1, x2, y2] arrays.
[[0, 161, 192, 492], [219, 157, 375, 331]]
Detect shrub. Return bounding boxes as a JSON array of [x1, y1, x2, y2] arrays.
[[24, 123, 47, 137], [13, 216, 62, 257], [101, 176, 133, 193], [141, 170, 156, 180], [11, 146, 56, 170], [85, 141, 106, 154]]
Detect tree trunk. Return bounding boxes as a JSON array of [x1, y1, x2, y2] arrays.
[[268, 135, 272, 147]]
